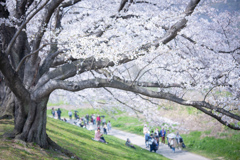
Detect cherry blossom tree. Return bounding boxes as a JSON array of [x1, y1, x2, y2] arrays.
[[0, 0, 239, 158]]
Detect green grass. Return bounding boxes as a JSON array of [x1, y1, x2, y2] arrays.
[[0, 118, 168, 160], [47, 100, 69, 107], [181, 131, 240, 160]]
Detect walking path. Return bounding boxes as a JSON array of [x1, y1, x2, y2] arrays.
[[62, 118, 209, 160]]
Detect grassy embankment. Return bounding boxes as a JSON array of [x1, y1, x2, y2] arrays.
[[0, 118, 168, 160], [48, 107, 240, 160]]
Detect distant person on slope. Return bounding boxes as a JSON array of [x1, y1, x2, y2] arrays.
[[102, 117, 106, 127], [57, 108, 62, 120], [68, 110, 72, 120], [97, 115, 101, 128], [85, 114, 89, 125], [107, 121, 111, 133], [92, 114, 96, 125], [125, 138, 136, 149], [103, 123, 108, 134], [94, 128, 107, 144], [52, 108, 55, 118]]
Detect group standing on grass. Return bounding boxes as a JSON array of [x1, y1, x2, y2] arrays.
[[143, 124, 185, 153]]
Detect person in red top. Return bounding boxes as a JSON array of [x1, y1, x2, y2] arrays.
[[96, 115, 101, 128]]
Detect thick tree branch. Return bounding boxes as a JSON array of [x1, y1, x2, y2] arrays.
[[34, 77, 240, 130], [0, 51, 30, 101]]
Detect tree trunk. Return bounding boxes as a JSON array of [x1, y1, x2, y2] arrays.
[[12, 97, 49, 148]]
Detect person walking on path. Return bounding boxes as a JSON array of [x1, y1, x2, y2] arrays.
[[149, 134, 158, 152], [160, 128, 166, 144], [169, 138, 178, 153], [145, 131, 150, 148], [107, 121, 111, 132], [176, 132, 183, 150], [51, 108, 55, 118], [97, 115, 101, 128], [125, 138, 136, 149], [68, 110, 72, 120], [57, 108, 62, 120]]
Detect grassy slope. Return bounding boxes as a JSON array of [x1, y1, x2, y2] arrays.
[[48, 108, 240, 160], [0, 118, 168, 160]]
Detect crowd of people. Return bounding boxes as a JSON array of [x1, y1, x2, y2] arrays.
[[51, 108, 185, 153], [143, 125, 185, 153]]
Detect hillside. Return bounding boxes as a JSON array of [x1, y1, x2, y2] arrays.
[[47, 107, 240, 160], [0, 118, 168, 160]]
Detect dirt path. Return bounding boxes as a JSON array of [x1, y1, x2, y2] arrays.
[[63, 118, 209, 160]]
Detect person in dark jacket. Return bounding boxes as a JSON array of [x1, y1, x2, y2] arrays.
[[57, 108, 61, 120], [125, 138, 136, 149], [149, 134, 158, 152]]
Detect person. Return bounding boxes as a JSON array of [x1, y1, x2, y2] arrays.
[[102, 117, 106, 127], [94, 128, 107, 143], [68, 110, 72, 120], [107, 121, 111, 133], [159, 128, 166, 144], [155, 128, 159, 136], [88, 121, 94, 130], [51, 108, 55, 118], [145, 131, 150, 148], [166, 130, 170, 147], [169, 138, 177, 153], [154, 132, 159, 144], [79, 119, 84, 127], [143, 124, 148, 135], [125, 138, 136, 149], [103, 123, 107, 134], [86, 114, 89, 125], [97, 115, 101, 128], [57, 108, 61, 120], [92, 114, 96, 125], [74, 111, 78, 120], [149, 134, 158, 152], [176, 132, 183, 150]]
